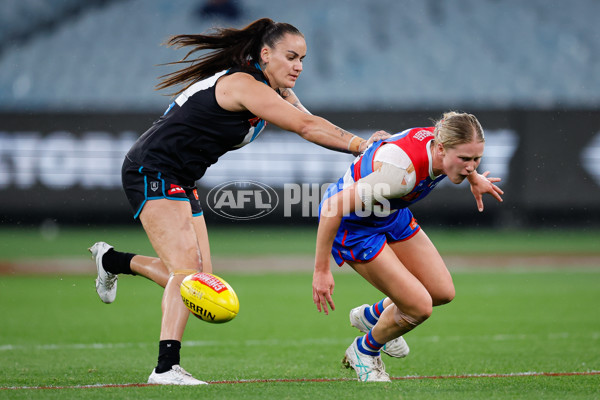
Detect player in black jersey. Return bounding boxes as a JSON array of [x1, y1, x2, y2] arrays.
[[89, 18, 389, 385]]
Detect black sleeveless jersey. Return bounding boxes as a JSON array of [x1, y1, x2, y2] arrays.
[[126, 65, 269, 184]]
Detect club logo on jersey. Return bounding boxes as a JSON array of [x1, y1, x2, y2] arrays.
[[168, 184, 185, 195], [206, 180, 279, 221]]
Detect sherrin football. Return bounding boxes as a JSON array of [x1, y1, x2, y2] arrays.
[[180, 272, 239, 323]]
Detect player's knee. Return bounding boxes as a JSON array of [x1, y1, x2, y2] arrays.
[[399, 293, 433, 324], [392, 303, 430, 331], [432, 285, 455, 306], [414, 302, 433, 323]]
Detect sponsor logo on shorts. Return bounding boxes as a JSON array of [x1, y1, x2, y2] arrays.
[[150, 181, 159, 192], [168, 184, 185, 195], [410, 217, 418, 230]]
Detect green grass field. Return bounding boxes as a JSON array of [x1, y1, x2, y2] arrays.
[[0, 227, 599, 399], [1, 225, 600, 259]]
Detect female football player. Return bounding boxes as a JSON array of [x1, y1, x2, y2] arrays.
[[311, 112, 504, 382], [88, 18, 389, 385]]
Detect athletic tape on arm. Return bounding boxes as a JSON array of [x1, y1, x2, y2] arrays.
[[356, 162, 416, 208]]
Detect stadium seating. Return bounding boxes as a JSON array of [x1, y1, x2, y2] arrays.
[[0, 0, 598, 111]]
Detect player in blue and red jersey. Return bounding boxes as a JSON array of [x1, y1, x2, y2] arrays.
[[88, 18, 388, 386], [312, 112, 504, 382]]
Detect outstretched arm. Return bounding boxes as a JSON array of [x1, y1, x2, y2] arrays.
[[467, 171, 504, 212], [280, 88, 392, 153], [219, 73, 388, 155], [279, 88, 311, 114]]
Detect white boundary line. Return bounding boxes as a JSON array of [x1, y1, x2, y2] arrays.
[[2, 371, 599, 390], [2, 331, 598, 352]]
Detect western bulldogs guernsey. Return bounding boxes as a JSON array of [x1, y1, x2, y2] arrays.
[[322, 127, 447, 265], [357, 127, 445, 206], [126, 65, 268, 185]]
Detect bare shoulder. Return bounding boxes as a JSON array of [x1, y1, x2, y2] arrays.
[[216, 72, 274, 112], [217, 71, 258, 91]]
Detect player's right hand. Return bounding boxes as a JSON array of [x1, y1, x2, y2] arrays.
[[312, 269, 335, 315]]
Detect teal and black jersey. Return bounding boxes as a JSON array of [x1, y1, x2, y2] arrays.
[[126, 64, 268, 185]]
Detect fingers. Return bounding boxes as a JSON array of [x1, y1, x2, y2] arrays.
[[321, 301, 329, 315], [480, 170, 505, 202], [482, 171, 502, 184], [319, 293, 335, 315], [475, 195, 484, 212], [312, 288, 335, 315], [367, 131, 391, 146], [487, 181, 505, 202], [490, 187, 504, 202], [312, 289, 322, 312], [314, 294, 329, 314], [375, 130, 391, 139], [325, 292, 335, 312]]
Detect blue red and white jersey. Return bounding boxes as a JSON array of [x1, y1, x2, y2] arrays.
[[322, 127, 446, 232]]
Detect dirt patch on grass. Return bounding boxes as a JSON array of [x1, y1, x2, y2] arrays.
[[1, 254, 599, 275]]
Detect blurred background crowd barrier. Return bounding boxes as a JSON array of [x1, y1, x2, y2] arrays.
[[0, 0, 599, 228]]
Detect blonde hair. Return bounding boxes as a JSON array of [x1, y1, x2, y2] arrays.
[[433, 111, 484, 149]]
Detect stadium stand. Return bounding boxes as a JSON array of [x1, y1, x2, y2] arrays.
[[0, 0, 118, 51], [0, 0, 598, 111]]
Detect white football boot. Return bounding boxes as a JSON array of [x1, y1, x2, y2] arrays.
[[148, 365, 208, 385], [342, 337, 391, 382], [349, 304, 410, 358], [89, 241, 117, 304]]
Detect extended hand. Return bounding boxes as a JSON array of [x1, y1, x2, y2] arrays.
[[361, 130, 391, 153], [469, 171, 504, 212]]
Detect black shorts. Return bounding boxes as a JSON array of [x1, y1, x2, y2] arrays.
[[121, 157, 203, 219]]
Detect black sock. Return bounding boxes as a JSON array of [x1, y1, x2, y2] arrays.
[[155, 340, 181, 373], [101, 248, 135, 275]]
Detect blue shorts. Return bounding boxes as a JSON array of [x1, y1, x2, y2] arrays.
[[121, 157, 203, 219], [331, 208, 421, 266]]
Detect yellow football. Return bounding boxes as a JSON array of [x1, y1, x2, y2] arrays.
[[180, 272, 239, 323]]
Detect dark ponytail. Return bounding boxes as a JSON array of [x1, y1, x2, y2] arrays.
[[156, 18, 303, 95]]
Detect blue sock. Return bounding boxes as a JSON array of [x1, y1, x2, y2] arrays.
[[363, 299, 386, 325], [356, 331, 383, 356]]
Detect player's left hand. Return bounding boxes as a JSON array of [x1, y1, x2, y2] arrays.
[[468, 171, 504, 212]]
